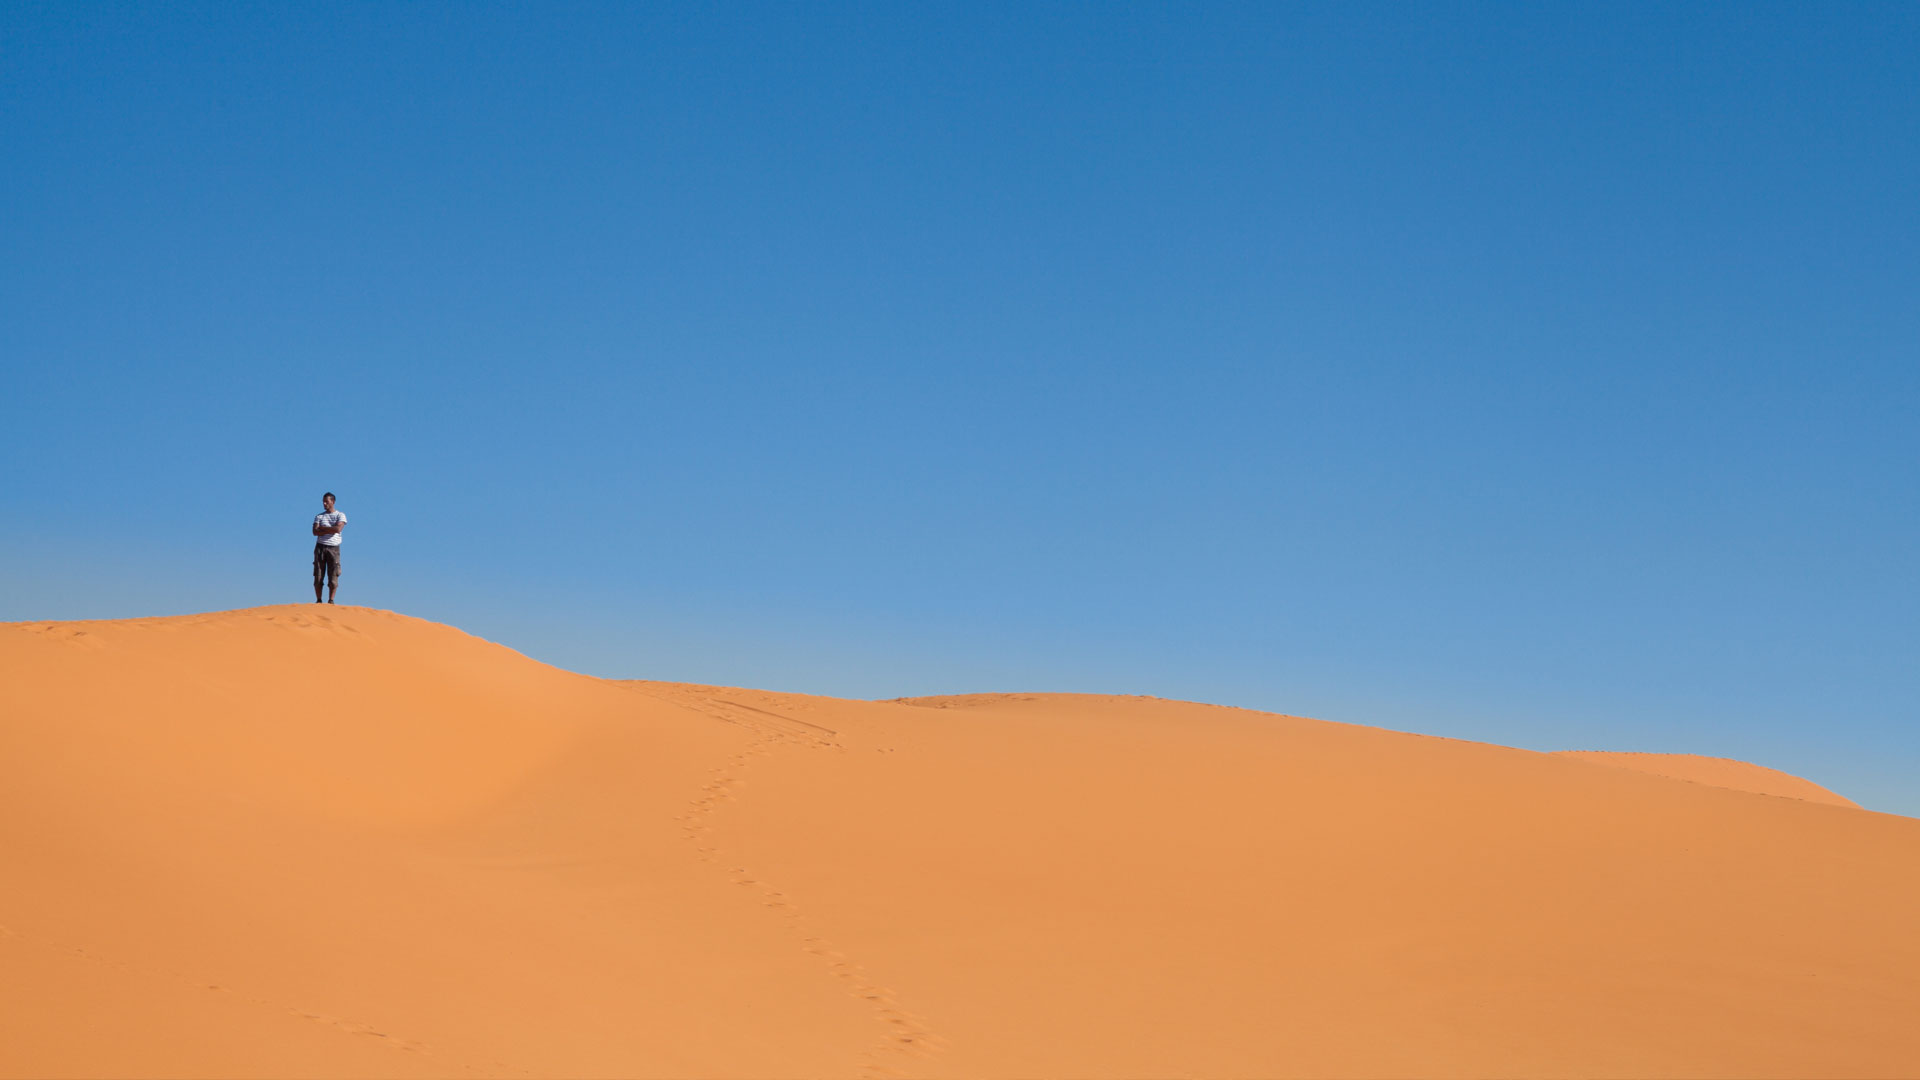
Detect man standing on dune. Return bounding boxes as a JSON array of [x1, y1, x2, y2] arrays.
[[312, 492, 347, 604]]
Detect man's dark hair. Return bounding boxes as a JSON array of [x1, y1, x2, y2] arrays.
[[323, 492, 335, 500]]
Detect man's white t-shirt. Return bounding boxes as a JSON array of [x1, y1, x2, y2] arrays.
[[315, 510, 347, 547]]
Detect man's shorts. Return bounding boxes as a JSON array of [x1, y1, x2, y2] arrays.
[[313, 543, 342, 587]]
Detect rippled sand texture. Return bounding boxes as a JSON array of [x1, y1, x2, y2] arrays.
[[3, 606, 1916, 1077]]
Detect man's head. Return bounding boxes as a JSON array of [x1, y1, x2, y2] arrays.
[[322, 492, 336, 511]]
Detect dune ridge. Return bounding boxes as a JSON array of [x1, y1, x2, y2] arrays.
[[3, 605, 1917, 1078], [1551, 750, 1861, 807]]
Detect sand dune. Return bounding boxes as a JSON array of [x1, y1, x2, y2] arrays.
[[3, 606, 1916, 1077], [1551, 750, 1862, 807]]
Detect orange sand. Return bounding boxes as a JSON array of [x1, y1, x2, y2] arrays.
[[1551, 750, 1862, 807], [2, 605, 1916, 1078]]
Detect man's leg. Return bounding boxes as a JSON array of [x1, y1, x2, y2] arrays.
[[327, 547, 340, 604], [313, 546, 325, 602]]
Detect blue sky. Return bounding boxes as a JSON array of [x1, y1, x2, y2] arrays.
[[5, 3, 1916, 815]]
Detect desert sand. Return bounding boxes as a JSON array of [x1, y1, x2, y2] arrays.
[[1549, 750, 1862, 808], [2, 605, 1916, 1078]]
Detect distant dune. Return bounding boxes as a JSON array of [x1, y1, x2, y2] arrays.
[[1551, 750, 1862, 807], [3, 606, 1916, 1078]]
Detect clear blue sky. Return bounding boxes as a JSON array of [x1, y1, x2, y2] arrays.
[[5, 3, 1916, 814]]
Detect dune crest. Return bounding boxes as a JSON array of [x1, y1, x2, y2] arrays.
[[1552, 750, 1860, 807], [3, 606, 1918, 1078]]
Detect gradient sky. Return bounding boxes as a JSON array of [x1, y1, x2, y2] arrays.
[[5, 3, 1916, 815]]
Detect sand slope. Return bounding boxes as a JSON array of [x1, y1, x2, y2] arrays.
[[1550, 750, 1861, 807], [3, 607, 1917, 1077]]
